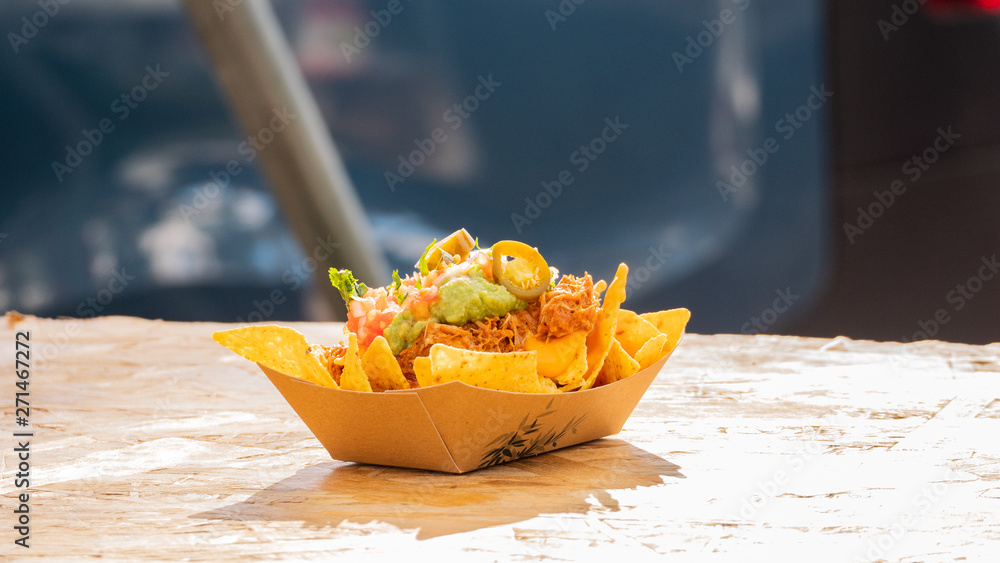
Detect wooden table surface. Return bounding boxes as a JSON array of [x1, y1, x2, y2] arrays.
[[2, 313, 999, 561]]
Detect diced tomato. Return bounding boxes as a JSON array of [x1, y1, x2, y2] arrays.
[[345, 287, 403, 348], [473, 251, 494, 281], [404, 285, 438, 320]]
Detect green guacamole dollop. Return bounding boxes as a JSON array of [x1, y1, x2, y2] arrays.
[[431, 276, 527, 325], [382, 276, 527, 354], [383, 311, 427, 355]]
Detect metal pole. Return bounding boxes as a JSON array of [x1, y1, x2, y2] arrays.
[[183, 0, 389, 316]]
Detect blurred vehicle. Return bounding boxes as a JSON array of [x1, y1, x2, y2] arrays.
[[5, 0, 912, 342]]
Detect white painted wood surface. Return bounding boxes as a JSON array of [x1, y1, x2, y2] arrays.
[[2, 314, 998, 561]]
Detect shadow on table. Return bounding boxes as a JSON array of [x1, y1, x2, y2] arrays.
[[194, 438, 684, 539]]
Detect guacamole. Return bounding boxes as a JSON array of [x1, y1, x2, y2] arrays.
[[383, 276, 527, 354], [383, 311, 427, 355]]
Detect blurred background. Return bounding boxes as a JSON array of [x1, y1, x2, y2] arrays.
[[0, 0, 997, 343]]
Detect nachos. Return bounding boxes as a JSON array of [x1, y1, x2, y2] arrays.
[[215, 229, 689, 393]]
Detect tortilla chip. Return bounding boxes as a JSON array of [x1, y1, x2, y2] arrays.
[[362, 335, 409, 392], [615, 309, 663, 358], [573, 263, 628, 392], [524, 331, 589, 389], [413, 356, 431, 382], [538, 376, 558, 393], [640, 308, 691, 356], [339, 333, 373, 392], [213, 325, 337, 389], [419, 344, 550, 393], [553, 336, 590, 389], [595, 338, 640, 387], [633, 332, 669, 370]]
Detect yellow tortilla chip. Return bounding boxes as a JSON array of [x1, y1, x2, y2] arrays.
[[524, 331, 589, 389], [413, 356, 431, 382], [419, 344, 550, 393], [362, 335, 409, 392], [633, 332, 669, 370], [595, 338, 640, 387], [573, 263, 628, 392], [213, 325, 337, 389], [538, 376, 558, 393], [615, 309, 662, 358], [640, 308, 691, 356], [553, 338, 590, 389], [339, 333, 372, 392]]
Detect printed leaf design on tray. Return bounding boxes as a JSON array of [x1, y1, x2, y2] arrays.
[[477, 398, 587, 469]]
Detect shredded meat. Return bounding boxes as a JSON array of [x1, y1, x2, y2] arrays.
[[310, 344, 346, 385], [536, 274, 599, 339], [396, 323, 473, 384], [466, 308, 539, 352]]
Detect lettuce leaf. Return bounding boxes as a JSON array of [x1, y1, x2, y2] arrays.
[[328, 268, 369, 308]]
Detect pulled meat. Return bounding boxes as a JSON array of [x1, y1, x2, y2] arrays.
[[536, 274, 599, 339], [397, 323, 471, 383], [466, 308, 538, 352], [310, 344, 346, 385]]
